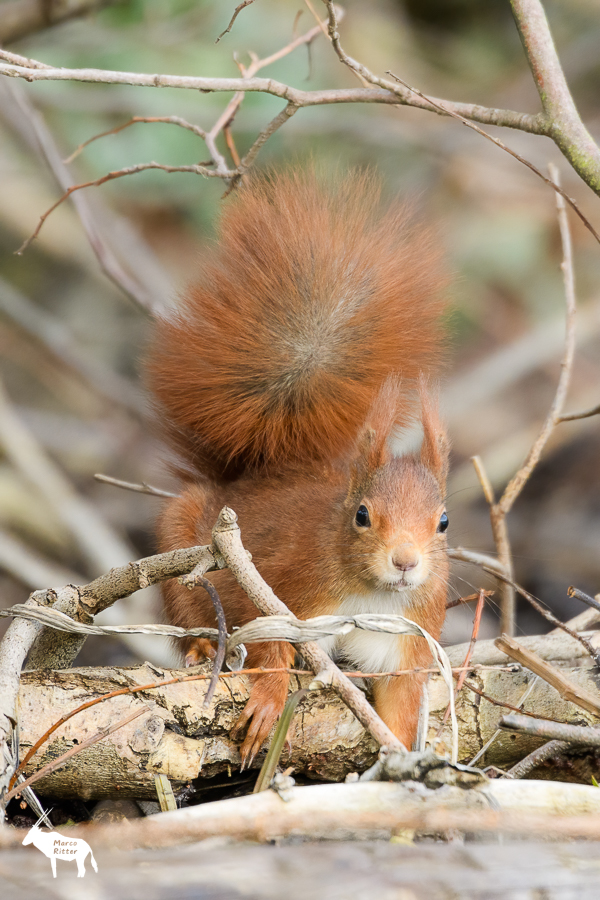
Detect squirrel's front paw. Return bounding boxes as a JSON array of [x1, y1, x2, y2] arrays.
[[231, 694, 283, 770], [184, 638, 216, 668]]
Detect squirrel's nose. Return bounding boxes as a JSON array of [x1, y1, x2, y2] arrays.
[[392, 546, 420, 572]]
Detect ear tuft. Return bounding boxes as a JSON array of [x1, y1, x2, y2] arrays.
[[346, 378, 402, 501], [419, 376, 449, 491]]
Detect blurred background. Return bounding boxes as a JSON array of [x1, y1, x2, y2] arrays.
[[0, 0, 599, 667]]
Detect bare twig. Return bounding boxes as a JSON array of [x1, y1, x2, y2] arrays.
[[491, 572, 600, 669], [212, 509, 402, 753], [453, 589, 486, 698], [468, 677, 540, 767], [0, 50, 51, 70], [216, 0, 258, 43], [17, 161, 232, 255], [500, 164, 577, 512], [557, 402, 600, 424], [568, 586, 600, 616], [0, 0, 123, 45], [495, 634, 600, 718], [500, 714, 600, 746], [469, 456, 515, 635], [64, 115, 209, 164], [182, 575, 227, 708], [0, 59, 545, 131], [446, 590, 494, 610], [461, 680, 560, 723], [505, 740, 569, 779], [384, 72, 600, 243], [447, 547, 507, 576], [452, 165, 579, 637], [441, 589, 486, 728], [94, 473, 178, 499], [323, 1, 600, 199], [0, 80, 171, 314]]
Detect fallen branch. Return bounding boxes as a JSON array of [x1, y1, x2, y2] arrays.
[[8, 780, 600, 849]]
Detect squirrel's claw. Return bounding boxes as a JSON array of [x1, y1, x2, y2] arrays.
[[232, 693, 283, 770]]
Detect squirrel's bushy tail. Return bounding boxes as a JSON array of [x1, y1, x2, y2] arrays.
[[147, 170, 447, 480]]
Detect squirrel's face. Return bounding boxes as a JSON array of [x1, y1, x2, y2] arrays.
[[343, 455, 449, 595]]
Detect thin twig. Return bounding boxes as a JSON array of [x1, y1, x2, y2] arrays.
[[557, 402, 600, 423], [216, 0, 258, 43], [461, 680, 561, 723], [2, 80, 169, 314], [568, 586, 600, 616], [0, 59, 545, 131], [446, 590, 494, 610], [500, 163, 577, 513], [496, 634, 600, 718], [184, 575, 227, 708], [468, 677, 540, 767], [94, 473, 178, 499], [510, 0, 600, 194], [64, 116, 208, 164], [385, 73, 600, 244], [491, 572, 600, 668], [17, 161, 232, 254], [223, 125, 241, 167], [441, 589, 486, 727], [470, 456, 515, 635], [447, 547, 508, 576]]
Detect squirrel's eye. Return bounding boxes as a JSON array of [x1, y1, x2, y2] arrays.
[[355, 505, 371, 528], [437, 511, 449, 533]]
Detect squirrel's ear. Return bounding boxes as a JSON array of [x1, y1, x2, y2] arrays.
[[346, 379, 399, 501], [419, 377, 449, 492]]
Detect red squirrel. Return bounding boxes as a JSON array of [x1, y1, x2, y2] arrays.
[[147, 170, 450, 767]]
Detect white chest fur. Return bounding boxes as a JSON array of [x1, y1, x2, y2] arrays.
[[320, 590, 417, 675]]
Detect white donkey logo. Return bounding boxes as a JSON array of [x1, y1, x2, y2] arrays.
[[22, 815, 98, 878]]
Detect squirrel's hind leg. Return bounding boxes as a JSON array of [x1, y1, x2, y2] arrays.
[[231, 641, 295, 769]]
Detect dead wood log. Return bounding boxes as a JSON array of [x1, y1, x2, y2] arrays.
[[16, 664, 378, 799], [14, 648, 600, 800]]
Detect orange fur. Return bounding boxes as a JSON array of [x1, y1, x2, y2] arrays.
[[148, 170, 450, 766], [147, 171, 446, 480]]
